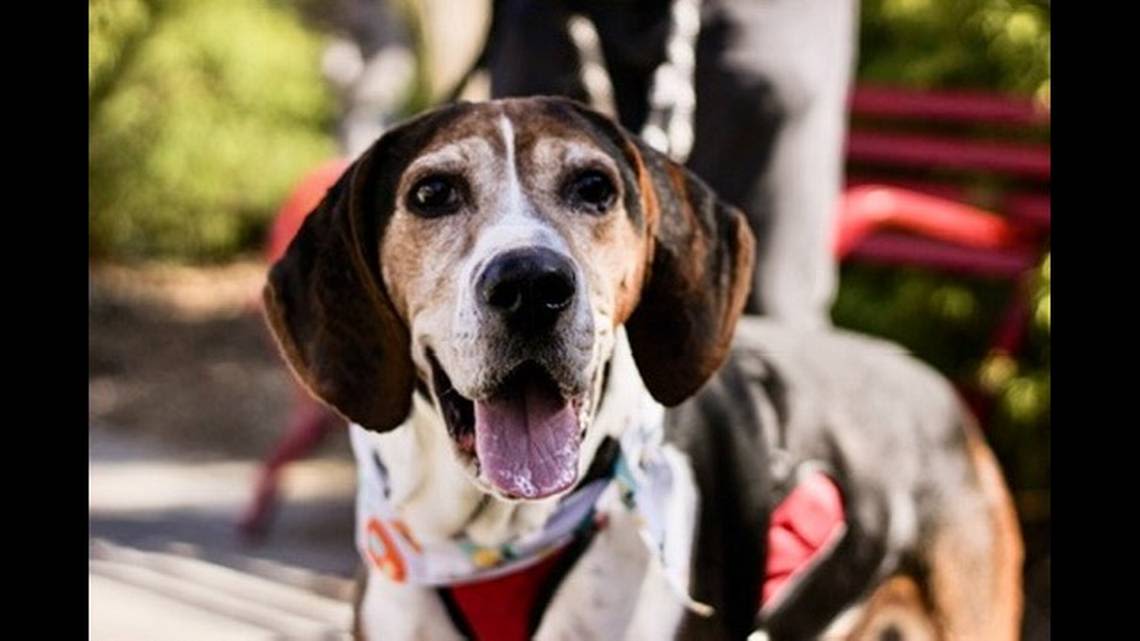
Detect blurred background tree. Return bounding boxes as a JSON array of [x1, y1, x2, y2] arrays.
[[90, 0, 336, 262], [859, 0, 1050, 98]]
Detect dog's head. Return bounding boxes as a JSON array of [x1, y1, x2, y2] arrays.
[[264, 97, 753, 500]]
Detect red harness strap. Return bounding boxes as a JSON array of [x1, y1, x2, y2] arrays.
[[444, 545, 574, 641], [761, 470, 846, 608]]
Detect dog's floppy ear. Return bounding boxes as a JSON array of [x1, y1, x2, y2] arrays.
[[561, 100, 755, 405], [262, 107, 460, 431], [627, 145, 756, 405]]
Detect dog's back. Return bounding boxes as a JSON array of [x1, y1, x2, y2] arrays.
[[668, 317, 1023, 639]]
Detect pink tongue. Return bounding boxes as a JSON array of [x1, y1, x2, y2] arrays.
[[474, 375, 580, 499]]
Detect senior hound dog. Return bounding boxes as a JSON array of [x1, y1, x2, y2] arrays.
[[262, 97, 1023, 640]]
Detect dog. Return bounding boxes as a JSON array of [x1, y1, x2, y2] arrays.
[[262, 96, 1023, 640]]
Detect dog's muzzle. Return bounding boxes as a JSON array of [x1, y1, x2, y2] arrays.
[[431, 247, 588, 500]]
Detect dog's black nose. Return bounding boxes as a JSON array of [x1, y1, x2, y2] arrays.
[[479, 248, 577, 331]]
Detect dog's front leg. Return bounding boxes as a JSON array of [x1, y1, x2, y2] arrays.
[[356, 568, 465, 641]]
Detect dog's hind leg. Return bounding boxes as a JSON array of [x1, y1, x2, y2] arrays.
[[924, 424, 1024, 641], [832, 575, 940, 641]]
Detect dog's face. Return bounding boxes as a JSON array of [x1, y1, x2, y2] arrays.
[[378, 102, 654, 499], [264, 97, 754, 500]]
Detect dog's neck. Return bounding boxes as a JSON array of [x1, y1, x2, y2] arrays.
[[363, 330, 650, 548]]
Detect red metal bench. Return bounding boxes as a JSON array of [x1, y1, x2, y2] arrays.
[[835, 84, 1051, 423]]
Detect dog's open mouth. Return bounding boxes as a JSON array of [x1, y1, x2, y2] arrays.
[[429, 353, 583, 500]]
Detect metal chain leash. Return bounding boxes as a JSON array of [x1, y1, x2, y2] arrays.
[[567, 0, 702, 163]]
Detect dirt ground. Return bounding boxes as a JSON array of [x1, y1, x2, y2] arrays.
[[89, 259, 344, 460]]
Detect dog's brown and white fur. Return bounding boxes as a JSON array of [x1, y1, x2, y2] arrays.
[[264, 97, 1023, 640]]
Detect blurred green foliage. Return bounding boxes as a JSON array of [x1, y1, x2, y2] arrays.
[[859, 0, 1050, 98], [89, 0, 335, 261]]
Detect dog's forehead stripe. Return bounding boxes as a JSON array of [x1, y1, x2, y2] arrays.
[[499, 114, 515, 170], [499, 114, 525, 218]]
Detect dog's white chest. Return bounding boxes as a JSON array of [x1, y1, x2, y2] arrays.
[[534, 487, 694, 641]]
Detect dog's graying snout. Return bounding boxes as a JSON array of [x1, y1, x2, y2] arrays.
[[478, 247, 577, 332]]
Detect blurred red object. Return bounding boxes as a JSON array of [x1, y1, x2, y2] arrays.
[[761, 470, 845, 610], [835, 185, 1035, 277], [266, 158, 351, 264], [239, 157, 349, 539]]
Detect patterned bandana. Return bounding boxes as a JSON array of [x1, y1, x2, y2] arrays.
[[348, 386, 712, 615]]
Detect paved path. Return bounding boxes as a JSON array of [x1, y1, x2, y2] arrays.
[[90, 425, 360, 639]]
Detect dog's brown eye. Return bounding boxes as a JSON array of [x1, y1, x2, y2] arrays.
[[566, 170, 616, 214], [408, 175, 462, 217]]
